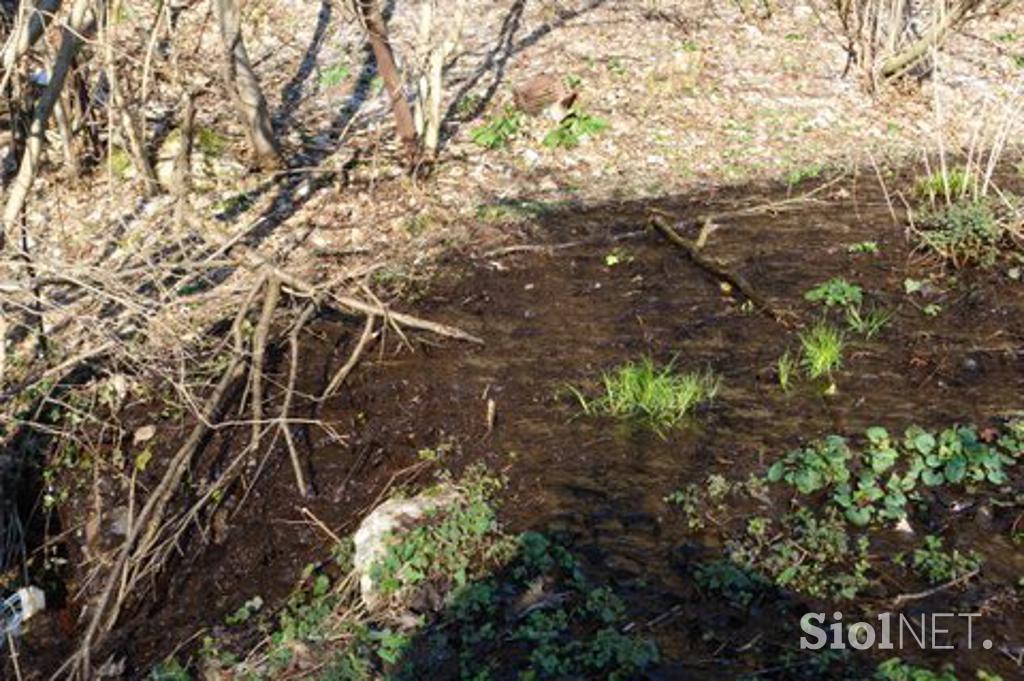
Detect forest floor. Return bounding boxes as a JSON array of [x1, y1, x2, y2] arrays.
[[6, 0, 1024, 679], [31, 0, 1024, 299]]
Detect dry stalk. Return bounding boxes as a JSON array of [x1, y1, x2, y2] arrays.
[[249, 274, 281, 461], [321, 313, 377, 400], [281, 301, 317, 498]]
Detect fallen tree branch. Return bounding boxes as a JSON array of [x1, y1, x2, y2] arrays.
[[281, 302, 316, 498], [71, 284, 258, 677], [249, 274, 280, 459], [889, 568, 981, 609], [233, 244, 483, 343], [648, 212, 793, 327], [321, 313, 376, 400]]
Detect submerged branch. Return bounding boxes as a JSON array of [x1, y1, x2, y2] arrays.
[[648, 212, 793, 327]]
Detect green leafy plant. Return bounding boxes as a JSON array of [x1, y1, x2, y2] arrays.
[[785, 163, 823, 187], [911, 424, 1018, 487], [765, 424, 1021, 528], [876, 658, 957, 681], [916, 200, 1005, 268], [805, 277, 864, 308], [799, 322, 845, 379], [768, 435, 852, 494], [471, 107, 524, 149], [543, 108, 609, 149], [910, 535, 982, 584], [904, 277, 925, 294], [727, 508, 871, 600], [693, 560, 770, 607], [213, 468, 658, 680], [371, 468, 510, 598], [571, 357, 720, 435], [319, 63, 351, 87], [848, 240, 880, 254], [225, 595, 263, 626], [426, 531, 656, 679], [664, 473, 767, 530], [150, 659, 191, 681]]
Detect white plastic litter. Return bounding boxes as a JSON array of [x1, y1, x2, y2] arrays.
[[1, 587, 46, 641]]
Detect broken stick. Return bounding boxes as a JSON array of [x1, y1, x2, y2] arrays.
[[648, 212, 792, 327]]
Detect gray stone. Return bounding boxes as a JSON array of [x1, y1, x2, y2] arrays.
[[352, 484, 461, 611]]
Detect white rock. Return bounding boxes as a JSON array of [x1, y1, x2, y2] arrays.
[[352, 485, 461, 610]]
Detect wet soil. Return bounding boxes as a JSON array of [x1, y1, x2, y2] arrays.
[[19, 179, 1024, 678]]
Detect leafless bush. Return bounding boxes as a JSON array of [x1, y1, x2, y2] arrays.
[[823, 0, 1010, 89]]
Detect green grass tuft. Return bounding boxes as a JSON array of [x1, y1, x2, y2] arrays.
[[915, 166, 973, 202], [845, 305, 891, 339], [572, 357, 719, 434], [799, 323, 844, 379], [776, 350, 798, 392]]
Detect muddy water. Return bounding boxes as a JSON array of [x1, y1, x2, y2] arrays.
[[331, 191, 1019, 675], [323, 190, 1024, 677], [24, 185, 1024, 678]]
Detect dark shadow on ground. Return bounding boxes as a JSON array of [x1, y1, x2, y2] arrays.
[[276, 0, 333, 129]]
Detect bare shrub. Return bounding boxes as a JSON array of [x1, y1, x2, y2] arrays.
[[823, 0, 1011, 89]]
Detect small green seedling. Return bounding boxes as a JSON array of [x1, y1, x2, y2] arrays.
[[225, 596, 263, 626], [543, 108, 609, 149], [922, 303, 942, 317], [471, 107, 523, 149], [903, 278, 925, 295], [604, 248, 632, 267], [910, 535, 982, 585], [319, 63, 350, 87], [805, 278, 863, 309], [777, 351, 797, 391], [785, 164, 823, 187], [847, 241, 879, 254]]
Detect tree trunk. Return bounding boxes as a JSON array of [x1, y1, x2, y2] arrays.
[[213, 0, 281, 169], [879, 1, 976, 79], [355, 0, 418, 159]]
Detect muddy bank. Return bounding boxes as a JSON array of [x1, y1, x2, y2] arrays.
[[15, 178, 1024, 678]]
